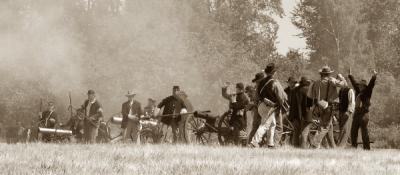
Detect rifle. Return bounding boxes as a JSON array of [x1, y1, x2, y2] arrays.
[[156, 110, 211, 118], [68, 92, 73, 120]]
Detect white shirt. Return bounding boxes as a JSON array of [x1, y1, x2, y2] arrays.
[[347, 89, 355, 113]]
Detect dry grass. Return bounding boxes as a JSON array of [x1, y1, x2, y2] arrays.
[[0, 143, 399, 175]]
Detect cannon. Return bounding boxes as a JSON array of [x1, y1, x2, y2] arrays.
[[37, 127, 73, 142], [38, 128, 73, 135]]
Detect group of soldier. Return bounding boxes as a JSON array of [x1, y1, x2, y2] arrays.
[[37, 62, 377, 149], [231, 63, 377, 149], [38, 86, 188, 143]]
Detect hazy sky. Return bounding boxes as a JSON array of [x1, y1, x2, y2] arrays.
[[275, 0, 306, 54]]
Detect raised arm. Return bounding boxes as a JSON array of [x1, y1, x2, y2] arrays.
[[365, 71, 378, 97], [221, 86, 232, 101]]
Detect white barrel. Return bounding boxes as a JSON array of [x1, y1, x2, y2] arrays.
[[38, 128, 73, 135]]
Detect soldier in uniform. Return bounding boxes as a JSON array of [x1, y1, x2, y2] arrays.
[[250, 63, 288, 148], [307, 66, 347, 149], [284, 77, 298, 105], [39, 101, 58, 142], [121, 90, 143, 143], [246, 72, 264, 144], [337, 75, 356, 147], [222, 82, 250, 145], [80, 90, 103, 143], [288, 77, 313, 147], [349, 69, 378, 150], [156, 86, 187, 143]]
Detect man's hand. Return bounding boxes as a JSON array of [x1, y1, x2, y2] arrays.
[[223, 82, 231, 87], [89, 116, 96, 121], [337, 73, 345, 80], [372, 69, 378, 76]]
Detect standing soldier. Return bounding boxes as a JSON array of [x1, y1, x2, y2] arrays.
[[80, 90, 103, 143], [222, 82, 250, 145], [288, 77, 313, 147], [307, 66, 347, 149], [39, 101, 58, 142], [284, 77, 298, 105], [246, 72, 265, 144], [337, 77, 356, 147], [156, 86, 187, 143], [121, 90, 142, 143], [349, 69, 378, 150], [251, 63, 288, 148]]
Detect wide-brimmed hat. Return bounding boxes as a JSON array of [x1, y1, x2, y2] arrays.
[[264, 63, 277, 74], [252, 72, 265, 82], [319, 66, 334, 74], [125, 90, 136, 97]]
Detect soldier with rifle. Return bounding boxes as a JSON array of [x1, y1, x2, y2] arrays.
[[80, 90, 103, 143], [250, 63, 288, 148], [156, 86, 188, 143]]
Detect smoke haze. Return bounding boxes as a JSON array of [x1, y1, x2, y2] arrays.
[[0, 0, 262, 122]]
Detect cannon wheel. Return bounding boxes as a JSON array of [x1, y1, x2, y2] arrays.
[[185, 115, 217, 145], [217, 112, 235, 145], [280, 116, 295, 146], [140, 127, 162, 144]]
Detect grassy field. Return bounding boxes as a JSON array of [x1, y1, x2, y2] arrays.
[[0, 143, 399, 175]]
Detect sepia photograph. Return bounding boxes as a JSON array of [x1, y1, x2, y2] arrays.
[[0, 0, 399, 174]]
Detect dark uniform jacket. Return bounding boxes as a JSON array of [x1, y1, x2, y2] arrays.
[[257, 76, 288, 110], [121, 100, 142, 129], [40, 110, 58, 128], [157, 95, 186, 125], [81, 100, 103, 124], [288, 84, 313, 122]]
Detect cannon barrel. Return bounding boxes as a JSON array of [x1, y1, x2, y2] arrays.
[[38, 128, 73, 135], [110, 116, 123, 124]]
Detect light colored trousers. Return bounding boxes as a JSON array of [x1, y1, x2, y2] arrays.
[[123, 119, 139, 143], [251, 107, 278, 146]]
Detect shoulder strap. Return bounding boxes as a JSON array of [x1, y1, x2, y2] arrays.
[[259, 79, 274, 95]]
